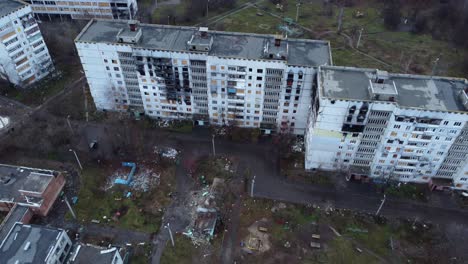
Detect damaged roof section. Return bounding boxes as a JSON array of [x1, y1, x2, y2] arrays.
[[319, 66, 468, 112]]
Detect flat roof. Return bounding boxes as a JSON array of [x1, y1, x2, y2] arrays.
[[0, 0, 25, 19], [0, 164, 55, 203], [319, 66, 468, 112], [0, 223, 62, 264], [76, 20, 332, 67], [0, 205, 28, 244], [70, 244, 119, 264]]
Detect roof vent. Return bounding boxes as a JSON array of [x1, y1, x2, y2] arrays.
[[128, 20, 138, 32], [199, 27, 209, 38]]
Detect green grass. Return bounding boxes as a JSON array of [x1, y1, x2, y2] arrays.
[[195, 156, 234, 184], [385, 183, 428, 202], [72, 166, 175, 233], [160, 235, 196, 264], [326, 237, 380, 264], [2, 65, 78, 106], [211, 0, 468, 78]]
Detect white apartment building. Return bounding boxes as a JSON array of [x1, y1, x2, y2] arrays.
[[305, 66, 468, 190], [75, 20, 332, 134], [0, 223, 73, 264], [0, 0, 54, 86], [24, 0, 137, 20]]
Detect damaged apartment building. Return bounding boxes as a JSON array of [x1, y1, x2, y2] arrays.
[[305, 66, 468, 190], [74, 19, 332, 134], [0, 0, 54, 86], [24, 0, 137, 20]]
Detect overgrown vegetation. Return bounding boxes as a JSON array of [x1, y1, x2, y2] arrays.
[[72, 163, 176, 233]]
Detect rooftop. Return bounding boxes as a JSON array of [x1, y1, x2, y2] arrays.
[[70, 244, 120, 264], [0, 164, 56, 204], [0, 205, 28, 244], [0, 0, 25, 19], [0, 223, 62, 264], [319, 66, 468, 112], [75, 20, 332, 67]]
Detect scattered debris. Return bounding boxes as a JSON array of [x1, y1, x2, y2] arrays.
[[0, 116, 10, 130], [310, 241, 321, 249], [271, 202, 287, 213], [183, 178, 225, 245], [154, 147, 178, 160], [106, 164, 160, 192], [242, 218, 271, 253], [291, 137, 304, 153], [284, 241, 291, 248], [329, 226, 342, 237]]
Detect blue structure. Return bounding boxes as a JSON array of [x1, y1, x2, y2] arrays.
[[114, 162, 136, 185]]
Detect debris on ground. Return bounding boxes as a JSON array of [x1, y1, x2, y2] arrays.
[[271, 202, 287, 213], [183, 178, 225, 245], [106, 165, 160, 192], [0, 116, 10, 130], [242, 218, 271, 253], [291, 137, 304, 153], [154, 147, 178, 160]]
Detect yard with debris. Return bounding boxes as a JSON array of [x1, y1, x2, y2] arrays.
[[234, 198, 451, 263], [71, 157, 177, 233]]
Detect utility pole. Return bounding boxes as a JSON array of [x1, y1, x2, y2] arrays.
[[64, 196, 77, 219], [375, 194, 386, 216], [66, 115, 73, 134], [165, 223, 175, 247], [212, 134, 216, 156], [250, 175, 256, 197], [337, 6, 344, 34], [295, 2, 301, 22], [206, 0, 209, 17], [69, 149, 83, 170], [356, 28, 364, 48]]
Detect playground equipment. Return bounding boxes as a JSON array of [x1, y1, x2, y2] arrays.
[[114, 162, 136, 185]]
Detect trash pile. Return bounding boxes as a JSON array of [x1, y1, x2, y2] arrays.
[[0, 116, 9, 130], [291, 137, 304, 153], [183, 178, 225, 245], [105, 165, 160, 192], [154, 147, 179, 160]]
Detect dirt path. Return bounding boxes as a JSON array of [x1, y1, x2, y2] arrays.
[[150, 147, 196, 264]]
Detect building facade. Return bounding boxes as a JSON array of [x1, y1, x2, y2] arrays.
[[305, 66, 468, 190], [0, 0, 54, 86], [75, 20, 332, 134], [25, 0, 138, 20]]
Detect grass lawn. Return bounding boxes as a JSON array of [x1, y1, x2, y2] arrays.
[[212, 0, 467, 78], [72, 164, 175, 233], [160, 235, 196, 264], [0, 64, 80, 107], [195, 156, 234, 184]]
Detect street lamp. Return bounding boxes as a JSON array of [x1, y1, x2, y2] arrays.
[[375, 194, 386, 216], [69, 149, 83, 170], [212, 134, 216, 156], [165, 223, 175, 247]]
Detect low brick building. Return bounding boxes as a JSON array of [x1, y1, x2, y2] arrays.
[[0, 164, 65, 216]]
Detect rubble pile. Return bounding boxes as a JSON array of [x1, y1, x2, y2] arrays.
[[154, 147, 179, 160], [105, 165, 160, 192], [292, 137, 304, 153]]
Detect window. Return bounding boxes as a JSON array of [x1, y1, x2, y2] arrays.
[[257, 69, 263, 73], [454, 122, 462, 126], [256, 76, 262, 81], [106, 66, 110, 70], [104, 59, 108, 63], [112, 59, 117, 64], [113, 67, 119, 71], [394, 125, 401, 129]]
